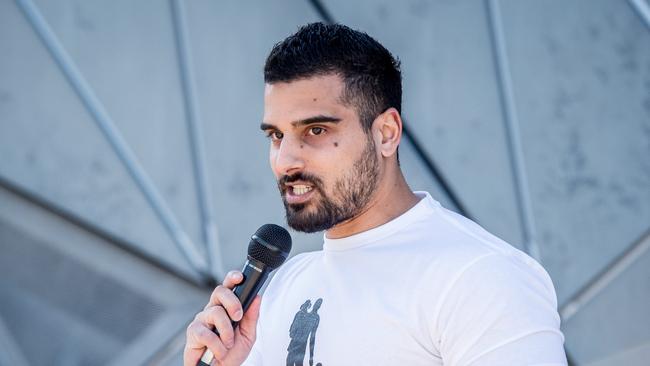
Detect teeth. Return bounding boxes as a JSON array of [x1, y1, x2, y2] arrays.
[[292, 185, 313, 195]]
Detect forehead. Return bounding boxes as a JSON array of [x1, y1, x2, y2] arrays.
[[263, 74, 355, 125]]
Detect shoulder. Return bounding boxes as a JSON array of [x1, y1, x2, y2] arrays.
[[433, 205, 557, 297], [408, 202, 559, 321], [432, 253, 564, 365], [409, 202, 551, 285], [442, 252, 558, 309]]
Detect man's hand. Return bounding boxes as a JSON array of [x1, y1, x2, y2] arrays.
[[183, 271, 261, 366]]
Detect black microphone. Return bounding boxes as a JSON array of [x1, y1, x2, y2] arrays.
[[198, 224, 292, 366]]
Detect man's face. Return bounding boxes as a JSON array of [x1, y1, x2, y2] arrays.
[[261, 74, 380, 233]]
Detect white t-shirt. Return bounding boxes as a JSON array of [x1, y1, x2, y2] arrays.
[[243, 192, 567, 366]]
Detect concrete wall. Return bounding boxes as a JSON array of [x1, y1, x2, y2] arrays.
[[1, 0, 648, 364]]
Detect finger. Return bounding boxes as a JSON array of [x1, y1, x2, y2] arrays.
[[185, 321, 228, 362], [238, 295, 261, 342], [222, 270, 244, 289], [203, 271, 243, 310], [197, 306, 235, 349], [207, 286, 244, 321]]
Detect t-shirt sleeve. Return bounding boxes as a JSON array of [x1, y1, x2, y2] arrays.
[[435, 253, 567, 366]]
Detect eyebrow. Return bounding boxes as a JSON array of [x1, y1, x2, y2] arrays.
[[260, 115, 342, 131]]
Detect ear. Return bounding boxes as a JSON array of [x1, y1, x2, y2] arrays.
[[372, 107, 402, 158]]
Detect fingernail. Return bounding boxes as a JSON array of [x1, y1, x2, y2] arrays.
[[235, 309, 243, 320], [226, 340, 234, 349]]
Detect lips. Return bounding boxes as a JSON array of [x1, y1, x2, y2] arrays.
[[283, 182, 316, 204]]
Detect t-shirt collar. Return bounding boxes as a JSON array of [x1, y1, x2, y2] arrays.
[[322, 191, 440, 252]]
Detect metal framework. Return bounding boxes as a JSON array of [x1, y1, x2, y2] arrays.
[[15, 0, 210, 280]]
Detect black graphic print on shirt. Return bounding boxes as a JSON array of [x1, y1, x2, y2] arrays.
[[286, 298, 323, 366]]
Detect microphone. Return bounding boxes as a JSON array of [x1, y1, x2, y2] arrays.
[[198, 224, 292, 366]]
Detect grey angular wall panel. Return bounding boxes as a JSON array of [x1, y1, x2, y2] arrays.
[[587, 343, 650, 366], [0, 0, 199, 279], [499, 0, 650, 305], [562, 234, 650, 365], [0, 185, 207, 365]]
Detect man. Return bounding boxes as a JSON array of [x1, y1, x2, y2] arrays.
[[287, 298, 322, 366], [184, 23, 567, 366]]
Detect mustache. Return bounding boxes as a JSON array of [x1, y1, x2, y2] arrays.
[[278, 172, 324, 191]]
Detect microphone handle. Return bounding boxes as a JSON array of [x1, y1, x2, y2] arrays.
[[197, 258, 269, 366], [233, 258, 269, 314]]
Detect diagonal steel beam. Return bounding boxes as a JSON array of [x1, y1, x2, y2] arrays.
[[560, 227, 650, 321], [170, 0, 224, 281], [14, 0, 209, 278], [486, 0, 541, 261], [628, 0, 650, 31]]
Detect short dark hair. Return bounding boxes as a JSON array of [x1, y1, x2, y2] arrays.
[[264, 22, 402, 132]]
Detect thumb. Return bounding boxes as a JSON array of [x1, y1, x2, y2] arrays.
[[238, 295, 261, 342]]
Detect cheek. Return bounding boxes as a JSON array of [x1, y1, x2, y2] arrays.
[[313, 154, 347, 183]]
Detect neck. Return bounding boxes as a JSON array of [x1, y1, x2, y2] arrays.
[[325, 167, 419, 239]]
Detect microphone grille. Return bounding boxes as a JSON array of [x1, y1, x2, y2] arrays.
[[248, 224, 292, 269]]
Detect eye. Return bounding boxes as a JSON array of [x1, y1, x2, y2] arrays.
[[308, 127, 325, 136], [266, 130, 283, 141]]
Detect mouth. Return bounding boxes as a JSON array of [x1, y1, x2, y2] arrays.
[[284, 183, 316, 205]]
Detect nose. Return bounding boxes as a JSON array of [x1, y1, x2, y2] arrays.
[[271, 134, 305, 176]]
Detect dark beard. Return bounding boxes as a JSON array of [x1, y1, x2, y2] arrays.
[[278, 136, 380, 233]]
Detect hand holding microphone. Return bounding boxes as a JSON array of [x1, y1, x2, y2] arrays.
[[183, 224, 292, 366]]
